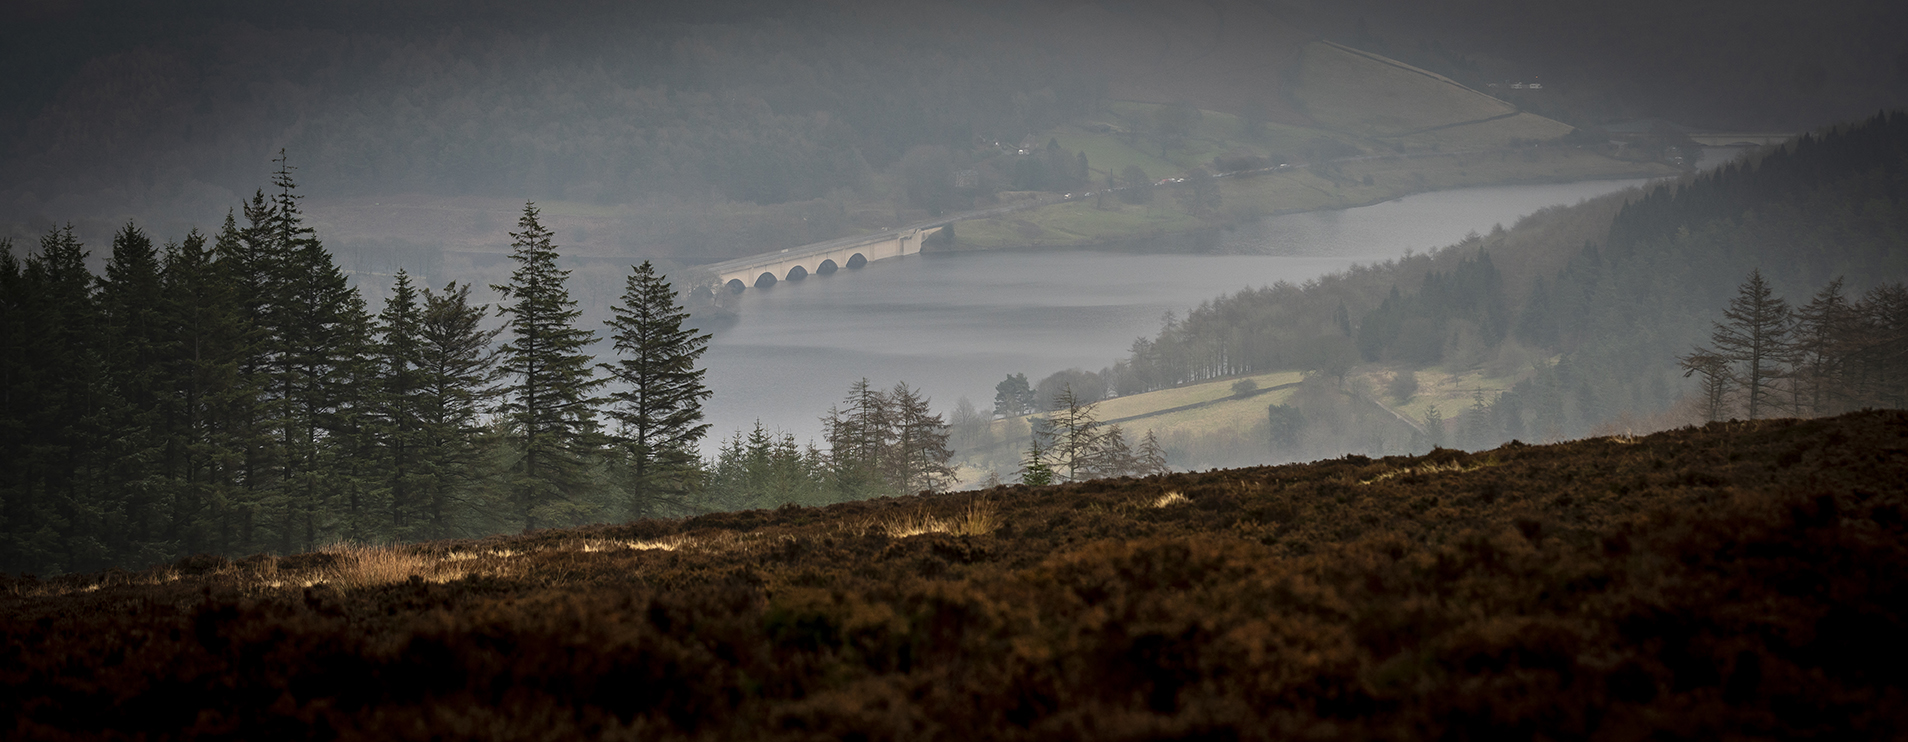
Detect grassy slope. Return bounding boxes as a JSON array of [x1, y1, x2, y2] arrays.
[[7, 411, 1905, 739]]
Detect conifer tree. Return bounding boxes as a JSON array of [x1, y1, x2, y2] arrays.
[[375, 270, 430, 538], [98, 222, 169, 561], [1018, 436, 1054, 487], [157, 228, 253, 556], [601, 261, 712, 518], [260, 152, 374, 552], [492, 203, 605, 530], [415, 281, 504, 538], [0, 243, 27, 571], [211, 210, 276, 552], [1710, 269, 1794, 420], [19, 225, 111, 573]]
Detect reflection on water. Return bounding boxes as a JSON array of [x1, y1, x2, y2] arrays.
[[700, 178, 1651, 452]]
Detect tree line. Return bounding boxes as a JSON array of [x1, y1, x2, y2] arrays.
[[1680, 271, 1907, 422], [0, 156, 963, 577], [700, 379, 958, 510]]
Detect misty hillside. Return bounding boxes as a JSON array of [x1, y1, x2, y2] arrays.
[[1062, 111, 1908, 464], [6, 411, 1905, 739], [6, 0, 1904, 242]]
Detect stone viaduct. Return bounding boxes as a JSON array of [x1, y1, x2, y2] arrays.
[[706, 225, 946, 291]]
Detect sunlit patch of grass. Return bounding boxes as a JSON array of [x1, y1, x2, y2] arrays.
[[1361, 457, 1500, 485], [872, 497, 1002, 539], [9, 563, 187, 599], [1153, 491, 1190, 508]]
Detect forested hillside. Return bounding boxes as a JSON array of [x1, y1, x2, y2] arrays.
[[1084, 112, 1908, 461], [1269, 0, 1908, 131]]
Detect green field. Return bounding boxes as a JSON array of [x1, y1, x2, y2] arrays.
[[965, 370, 1306, 469], [1292, 41, 1536, 140]]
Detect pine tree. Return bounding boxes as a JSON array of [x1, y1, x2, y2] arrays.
[[19, 225, 111, 573], [98, 222, 169, 563], [415, 281, 504, 539], [375, 270, 430, 539], [1018, 436, 1054, 487], [601, 261, 712, 519], [0, 243, 29, 571], [1710, 269, 1793, 420], [492, 203, 606, 531], [993, 373, 1035, 417], [156, 228, 253, 557], [260, 152, 374, 552], [211, 210, 277, 553]]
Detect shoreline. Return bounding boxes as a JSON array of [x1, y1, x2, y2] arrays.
[[928, 165, 1676, 257]]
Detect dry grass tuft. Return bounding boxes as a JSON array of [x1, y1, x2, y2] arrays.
[[1153, 491, 1190, 508], [881, 510, 949, 539], [949, 497, 999, 536], [313, 542, 460, 590]]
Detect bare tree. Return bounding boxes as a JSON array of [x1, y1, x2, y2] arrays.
[[888, 382, 955, 494], [1135, 429, 1170, 476], [1043, 385, 1103, 482]]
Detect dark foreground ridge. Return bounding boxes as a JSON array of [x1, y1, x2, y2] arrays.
[[7, 412, 1907, 739]]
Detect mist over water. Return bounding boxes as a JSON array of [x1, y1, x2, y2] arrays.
[[700, 178, 1651, 453]]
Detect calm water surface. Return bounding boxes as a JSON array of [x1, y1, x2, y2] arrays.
[[700, 178, 1653, 451]]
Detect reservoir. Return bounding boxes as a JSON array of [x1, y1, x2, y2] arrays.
[[699, 177, 1654, 452]]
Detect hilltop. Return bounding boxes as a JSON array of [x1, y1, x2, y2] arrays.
[[7, 411, 1905, 739], [1, 0, 1678, 268]]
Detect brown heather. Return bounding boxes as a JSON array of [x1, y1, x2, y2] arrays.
[[5, 411, 1906, 740]]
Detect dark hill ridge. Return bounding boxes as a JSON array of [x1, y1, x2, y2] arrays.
[[6, 411, 1907, 739]]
